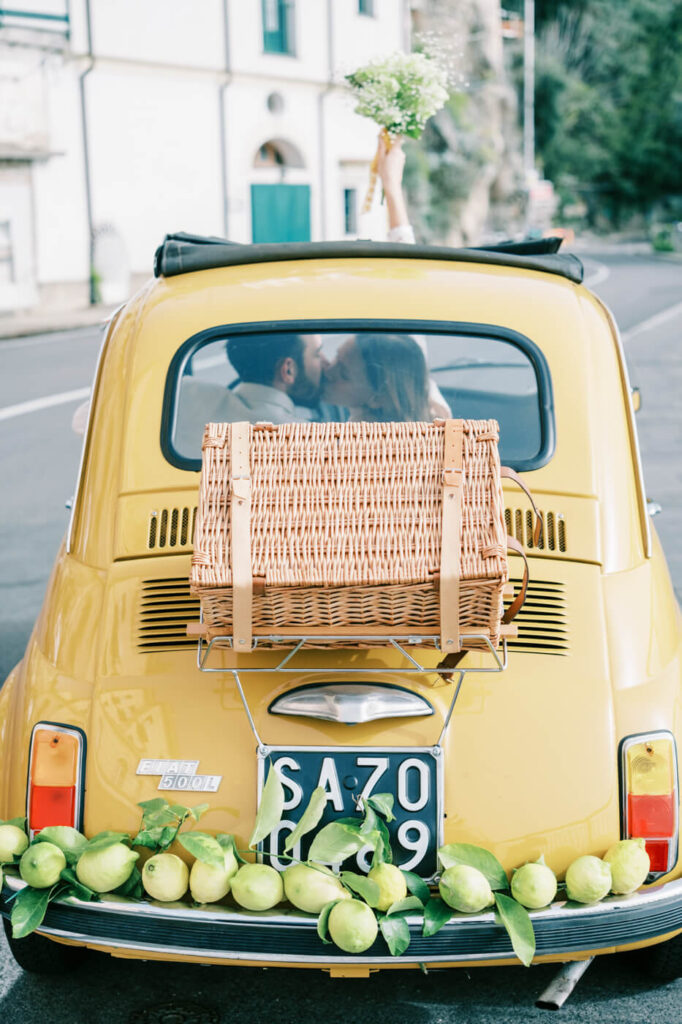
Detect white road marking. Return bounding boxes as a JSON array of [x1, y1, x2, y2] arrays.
[[584, 260, 611, 288], [622, 299, 682, 342], [0, 387, 91, 422], [0, 327, 101, 352]]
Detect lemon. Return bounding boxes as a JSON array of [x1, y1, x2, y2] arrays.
[[35, 826, 87, 863], [604, 838, 650, 894], [190, 848, 239, 904], [0, 824, 29, 863], [19, 842, 66, 888], [283, 863, 350, 914], [511, 861, 558, 909], [565, 855, 612, 904], [76, 842, 139, 893], [328, 898, 378, 953], [230, 863, 283, 911], [142, 853, 189, 902], [439, 864, 495, 913], [367, 863, 407, 912]]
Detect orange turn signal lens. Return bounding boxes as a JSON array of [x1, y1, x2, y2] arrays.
[[626, 738, 675, 797], [31, 729, 79, 787]]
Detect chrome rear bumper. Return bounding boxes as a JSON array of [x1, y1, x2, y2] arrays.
[[3, 875, 682, 965]]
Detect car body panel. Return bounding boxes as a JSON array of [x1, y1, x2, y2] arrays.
[[2, 249, 680, 969]]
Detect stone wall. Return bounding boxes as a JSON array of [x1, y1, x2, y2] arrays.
[[409, 0, 524, 245]]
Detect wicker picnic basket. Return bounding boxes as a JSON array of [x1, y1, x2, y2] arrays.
[[189, 419, 536, 652]]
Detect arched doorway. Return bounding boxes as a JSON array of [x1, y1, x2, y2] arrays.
[[251, 139, 310, 243]]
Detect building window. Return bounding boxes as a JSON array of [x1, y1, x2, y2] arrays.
[[343, 189, 358, 235], [358, 0, 375, 15], [262, 0, 295, 54], [255, 142, 286, 168]]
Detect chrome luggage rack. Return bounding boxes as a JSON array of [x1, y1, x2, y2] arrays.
[[190, 622, 510, 751]]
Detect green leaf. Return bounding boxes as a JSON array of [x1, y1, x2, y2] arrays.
[[110, 865, 143, 899], [59, 867, 96, 902], [190, 803, 209, 822], [11, 887, 53, 939], [370, 819, 393, 867], [437, 843, 508, 891], [379, 914, 411, 956], [34, 827, 87, 865], [284, 787, 327, 853], [340, 871, 380, 907], [317, 899, 344, 944], [308, 822, 369, 865], [387, 895, 423, 916], [494, 893, 535, 968], [137, 798, 169, 814], [85, 831, 130, 852], [334, 817, 364, 833], [131, 826, 178, 851], [130, 828, 158, 850], [217, 833, 245, 864], [422, 897, 453, 937], [401, 869, 431, 906], [359, 804, 379, 836], [367, 793, 396, 823], [1, 817, 27, 830], [141, 807, 178, 827], [178, 832, 225, 868], [249, 764, 284, 848], [138, 799, 178, 825]]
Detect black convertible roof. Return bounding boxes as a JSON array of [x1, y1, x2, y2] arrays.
[[154, 232, 584, 284]]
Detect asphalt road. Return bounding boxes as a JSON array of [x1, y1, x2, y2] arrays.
[[0, 249, 681, 1023]]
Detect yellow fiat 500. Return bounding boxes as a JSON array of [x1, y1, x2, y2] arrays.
[[1, 235, 681, 996]]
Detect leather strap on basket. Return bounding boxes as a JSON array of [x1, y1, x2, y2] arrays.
[[230, 422, 253, 650], [502, 536, 529, 625], [501, 465, 543, 546], [440, 420, 464, 653]]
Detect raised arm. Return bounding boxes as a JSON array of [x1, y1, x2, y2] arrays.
[[376, 133, 415, 244]]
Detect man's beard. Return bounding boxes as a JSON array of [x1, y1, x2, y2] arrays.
[[290, 370, 321, 408]]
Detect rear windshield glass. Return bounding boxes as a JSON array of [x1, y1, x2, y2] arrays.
[[165, 325, 553, 471]]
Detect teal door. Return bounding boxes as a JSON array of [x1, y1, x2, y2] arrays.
[[251, 184, 311, 243]]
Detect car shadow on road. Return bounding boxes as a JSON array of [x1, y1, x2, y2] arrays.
[[2, 943, 681, 1024]]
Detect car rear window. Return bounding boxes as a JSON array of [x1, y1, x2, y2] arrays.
[[162, 321, 554, 473]]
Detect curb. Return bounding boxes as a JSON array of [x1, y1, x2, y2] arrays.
[[0, 306, 118, 342]]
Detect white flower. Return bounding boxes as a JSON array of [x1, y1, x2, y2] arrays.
[[345, 50, 451, 139]]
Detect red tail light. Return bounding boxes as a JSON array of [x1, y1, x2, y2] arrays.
[[27, 724, 85, 835]]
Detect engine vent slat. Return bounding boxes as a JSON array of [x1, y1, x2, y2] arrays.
[[146, 508, 197, 551], [145, 508, 565, 556], [504, 506, 567, 553], [136, 578, 569, 656]]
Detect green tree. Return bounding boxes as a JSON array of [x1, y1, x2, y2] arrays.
[[509, 0, 682, 225]]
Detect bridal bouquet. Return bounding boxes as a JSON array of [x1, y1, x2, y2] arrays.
[[346, 51, 449, 211], [346, 51, 449, 139]]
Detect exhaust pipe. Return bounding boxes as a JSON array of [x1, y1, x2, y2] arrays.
[[535, 957, 594, 1011]]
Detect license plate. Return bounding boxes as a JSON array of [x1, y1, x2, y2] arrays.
[[257, 747, 442, 878]]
